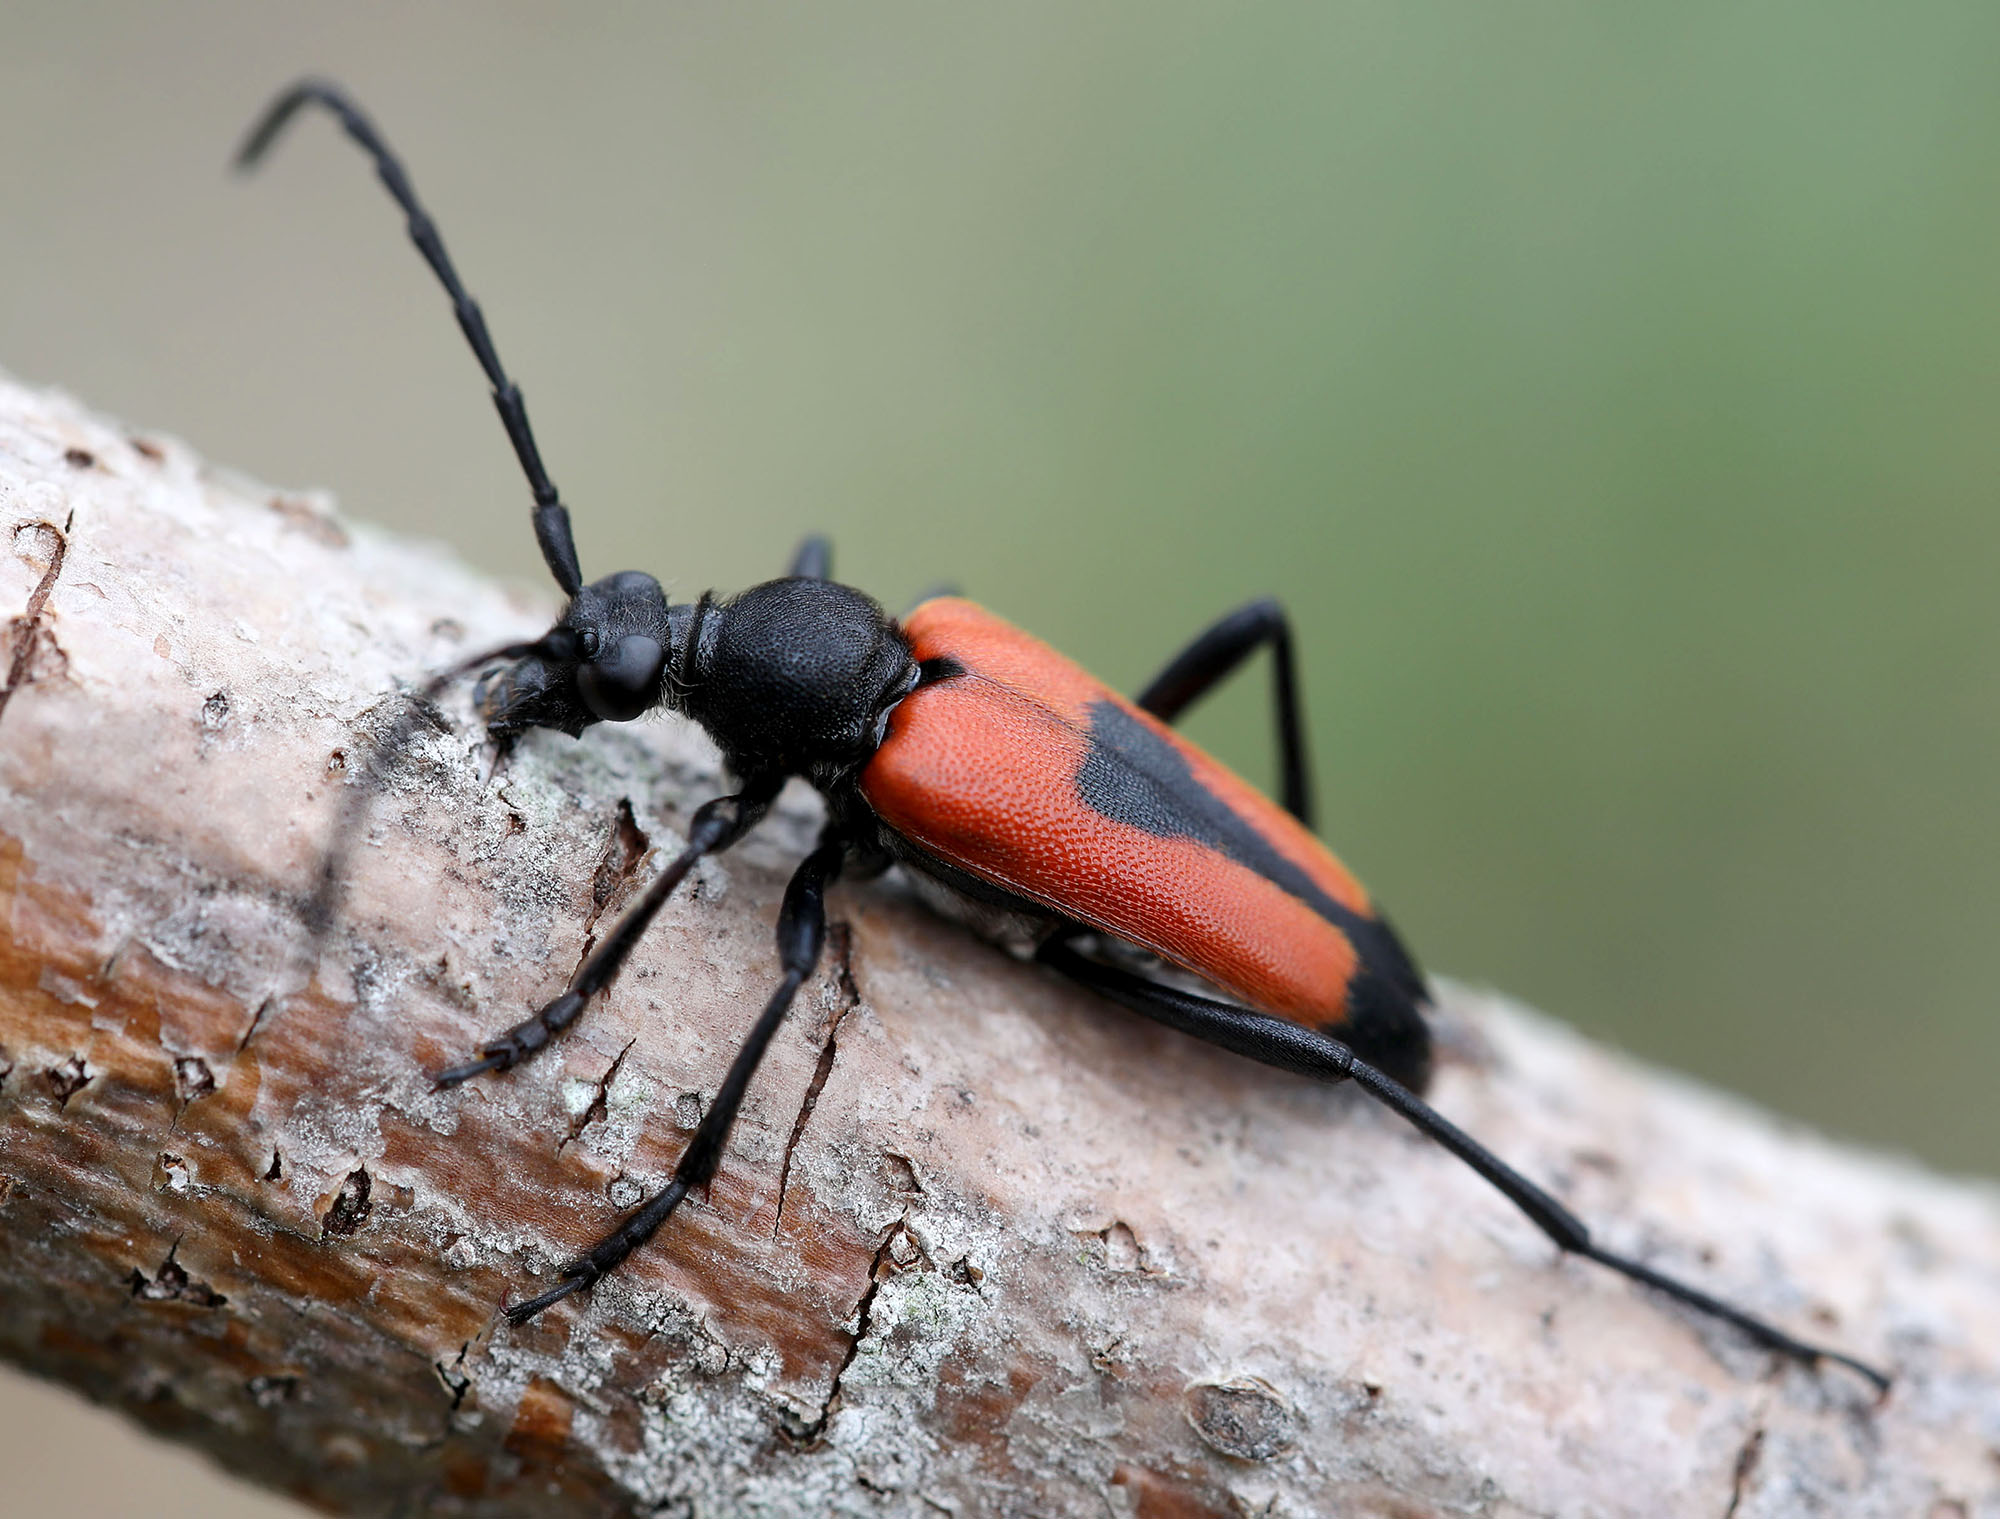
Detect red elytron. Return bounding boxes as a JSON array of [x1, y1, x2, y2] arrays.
[[866, 596, 1429, 1087]]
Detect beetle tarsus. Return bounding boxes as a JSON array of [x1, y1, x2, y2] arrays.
[[432, 1052, 511, 1090], [505, 1268, 596, 1326], [1580, 1241, 1892, 1397]]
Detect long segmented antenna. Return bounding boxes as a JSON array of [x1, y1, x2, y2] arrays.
[[235, 79, 585, 597]]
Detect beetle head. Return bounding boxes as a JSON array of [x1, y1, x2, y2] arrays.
[[477, 570, 672, 739]]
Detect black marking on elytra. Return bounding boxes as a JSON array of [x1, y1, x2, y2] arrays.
[[1337, 949, 1432, 1092], [1076, 700, 1354, 930], [1074, 699, 1430, 1085], [917, 655, 966, 686]]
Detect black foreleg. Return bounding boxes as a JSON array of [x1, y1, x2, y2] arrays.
[[436, 777, 783, 1086], [507, 836, 846, 1323], [1037, 939, 1889, 1394], [1135, 598, 1313, 827]]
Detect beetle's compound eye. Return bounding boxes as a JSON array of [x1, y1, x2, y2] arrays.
[[577, 634, 665, 722]]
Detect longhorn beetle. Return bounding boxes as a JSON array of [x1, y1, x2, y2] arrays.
[[240, 79, 1887, 1393]]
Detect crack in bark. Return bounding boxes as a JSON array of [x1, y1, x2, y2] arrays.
[[1722, 1422, 1765, 1519], [128, 1239, 227, 1308], [558, 1040, 635, 1154], [788, 1213, 908, 1447], [320, 1168, 373, 1238], [433, 1340, 474, 1412], [774, 920, 858, 1236], [235, 995, 276, 1055], [44, 1053, 90, 1107], [583, 798, 651, 945], [0, 520, 69, 725], [547, 798, 654, 1023], [167, 1055, 217, 1133]]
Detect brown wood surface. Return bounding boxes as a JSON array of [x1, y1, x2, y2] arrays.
[[0, 371, 1996, 1517]]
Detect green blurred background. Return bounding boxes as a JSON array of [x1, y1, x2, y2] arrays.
[[4, 3, 1996, 1187]]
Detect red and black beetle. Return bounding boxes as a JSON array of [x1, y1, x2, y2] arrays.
[[242, 79, 1887, 1392]]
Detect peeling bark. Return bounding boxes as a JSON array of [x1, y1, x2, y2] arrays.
[[0, 371, 1997, 1517]]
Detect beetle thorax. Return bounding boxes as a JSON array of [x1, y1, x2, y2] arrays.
[[675, 578, 918, 782]]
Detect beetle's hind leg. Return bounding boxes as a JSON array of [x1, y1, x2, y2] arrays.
[[1136, 598, 1313, 828], [1036, 937, 1890, 1395], [434, 778, 781, 1087], [506, 835, 846, 1323]]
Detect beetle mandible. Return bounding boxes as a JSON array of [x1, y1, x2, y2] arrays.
[[240, 78, 1887, 1393]]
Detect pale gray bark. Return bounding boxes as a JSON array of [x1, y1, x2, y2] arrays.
[[0, 371, 1995, 1517]]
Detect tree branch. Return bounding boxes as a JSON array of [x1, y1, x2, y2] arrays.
[[0, 371, 1995, 1517]]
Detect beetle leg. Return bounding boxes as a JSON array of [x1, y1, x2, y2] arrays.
[[787, 535, 833, 579], [434, 777, 783, 1087], [1134, 597, 1313, 829], [506, 834, 846, 1323], [1037, 937, 1890, 1395]]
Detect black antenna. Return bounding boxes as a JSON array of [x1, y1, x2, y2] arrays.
[[236, 79, 585, 597]]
